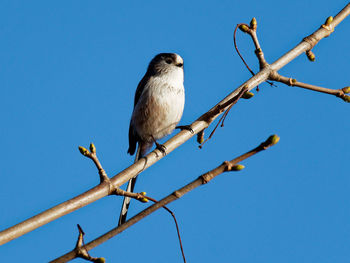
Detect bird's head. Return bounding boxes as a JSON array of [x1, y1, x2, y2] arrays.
[[148, 53, 184, 75]]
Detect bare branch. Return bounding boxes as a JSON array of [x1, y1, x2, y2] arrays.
[[72, 224, 105, 263], [269, 72, 350, 102], [78, 144, 110, 184], [1, 3, 349, 245], [50, 135, 280, 262]]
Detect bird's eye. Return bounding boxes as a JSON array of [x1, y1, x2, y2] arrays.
[[165, 59, 172, 64]]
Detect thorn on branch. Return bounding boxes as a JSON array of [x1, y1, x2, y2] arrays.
[[75, 224, 105, 263]]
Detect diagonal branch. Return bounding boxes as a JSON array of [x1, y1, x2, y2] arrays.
[[1, 3, 349, 245], [50, 135, 280, 262]]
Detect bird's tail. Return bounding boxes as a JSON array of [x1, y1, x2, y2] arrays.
[[118, 145, 142, 226]]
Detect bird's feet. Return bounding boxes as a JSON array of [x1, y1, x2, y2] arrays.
[[151, 135, 167, 157], [176, 125, 194, 134], [155, 141, 167, 156]]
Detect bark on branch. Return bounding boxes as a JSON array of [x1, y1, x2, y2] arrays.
[[50, 135, 280, 262], [0, 3, 349, 246]]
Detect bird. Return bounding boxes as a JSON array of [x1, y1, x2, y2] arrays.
[[118, 53, 185, 225]]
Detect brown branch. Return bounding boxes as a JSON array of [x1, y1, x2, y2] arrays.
[[235, 19, 274, 86], [72, 224, 105, 263], [1, 3, 349, 245], [79, 144, 187, 262], [199, 86, 248, 148], [269, 72, 350, 102], [50, 135, 280, 262], [234, 23, 257, 76], [78, 144, 110, 185]]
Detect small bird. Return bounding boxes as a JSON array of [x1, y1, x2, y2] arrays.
[[118, 53, 185, 225]]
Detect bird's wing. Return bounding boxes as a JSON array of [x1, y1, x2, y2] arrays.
[[127, 73, 150, 155]]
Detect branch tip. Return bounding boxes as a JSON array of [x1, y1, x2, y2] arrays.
[[93, 258, 106, 263], [265, 134, 280, 147], [89, 143, 96, 154], [250, 17, 257, 30], [342, 86, 350, 94], [239, 24, 250, 33], [79, 146, 90, 157], [197, 130, 205, 145]]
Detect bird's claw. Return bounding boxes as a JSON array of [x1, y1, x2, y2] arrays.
[[176, 125, 194, 134], [155, 142, 167, 156]]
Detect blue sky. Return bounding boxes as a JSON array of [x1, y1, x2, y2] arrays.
[[0, 1, 349, 262]]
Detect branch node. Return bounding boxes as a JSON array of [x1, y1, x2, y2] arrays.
[[289, 78, 297, 86], [78, 143, 113, 187], [74, 224, 105, 263], [173, 190, 182, 199], [223, 161, 232, 171], [201, 173, 212, 184], [303, 34, 319, 49], [321, 16, 335, 36], [139, 192, 149, 203]]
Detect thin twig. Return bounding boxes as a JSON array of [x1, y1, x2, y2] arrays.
[[78, 144, 110, 184], [74, 224, 105, 263], [269, 72, 350, 102], [199, 86, 248, 148], [234, 23, 257, 76], [143, 196, 187, 263], [113, 189, 187, 262], [50, 135, 280, 262]]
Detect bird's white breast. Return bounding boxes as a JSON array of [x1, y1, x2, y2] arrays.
[[132, 67, 185, 142]]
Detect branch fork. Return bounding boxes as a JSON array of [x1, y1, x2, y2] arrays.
[[74, 224, 105, 263], [237, 16, 349, 103], [52, 134, 280, 262]]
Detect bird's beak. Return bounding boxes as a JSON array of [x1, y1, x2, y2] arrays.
[[176, 62, 183, 67]]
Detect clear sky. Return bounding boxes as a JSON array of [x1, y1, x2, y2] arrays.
[[1, 1, 349, 262]]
